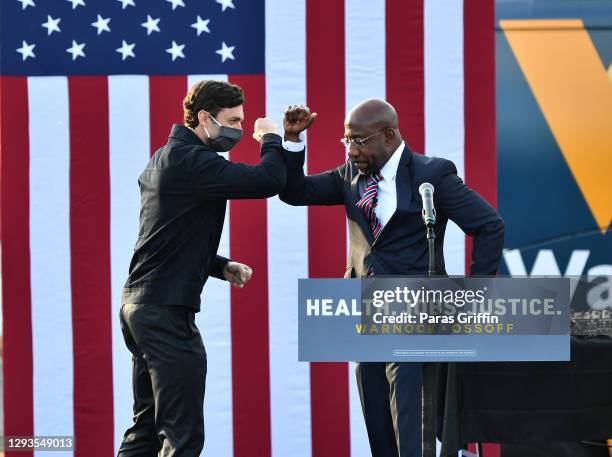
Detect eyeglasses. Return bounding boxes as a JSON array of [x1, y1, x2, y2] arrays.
[[340, 129, 385, 149]]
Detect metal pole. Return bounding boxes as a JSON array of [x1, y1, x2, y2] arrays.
[[422, 226, 436, 457]]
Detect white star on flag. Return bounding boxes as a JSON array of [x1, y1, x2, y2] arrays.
[[17, 0, 35, 10], [166, 41, 185, 61], [166, 0, 185, 10], [66, 0, 85, 9], [216, 41, 235, 62], [91, 15, 111, 35], [66, 40, 86, 60], [116, 40, 135, 60], [141, 15, 161, 35], [117, 0, 135, 8], [191, 16, 211, 36], [16, 40, 36, 61], [42, 15, 61, 35], [216, 0, 235, 12]]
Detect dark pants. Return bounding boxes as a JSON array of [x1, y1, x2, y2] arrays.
[[117, 303, 207, 457], [356, 362, 423, 457]]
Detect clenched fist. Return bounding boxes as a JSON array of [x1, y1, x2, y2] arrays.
[[223, 261, 253, 288], [284, 105, 317, 142], [253, 118, 279, 142]]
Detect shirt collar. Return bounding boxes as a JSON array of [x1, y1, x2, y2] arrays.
[[169, 124, 205, 146], [379, 141, 405, 182]]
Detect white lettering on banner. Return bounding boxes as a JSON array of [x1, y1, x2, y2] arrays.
[[306, 299, 362, 316], [503, 248, 612, 309]]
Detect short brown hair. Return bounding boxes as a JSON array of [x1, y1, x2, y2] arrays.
[[183, 80, 245, 128]]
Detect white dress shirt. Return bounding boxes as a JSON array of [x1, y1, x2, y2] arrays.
[[282, 135, 405, 229], [282, 133, 306, 152]]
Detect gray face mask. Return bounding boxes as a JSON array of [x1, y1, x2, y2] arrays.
[[203, 113, 243, 152]]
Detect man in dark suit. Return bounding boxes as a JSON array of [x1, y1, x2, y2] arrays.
[[280, 99, 504, 457], [118, 80, 287, 456]]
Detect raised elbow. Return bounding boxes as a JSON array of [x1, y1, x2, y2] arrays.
[[259, 171, 286, 198], [279, 191, 300, 206]]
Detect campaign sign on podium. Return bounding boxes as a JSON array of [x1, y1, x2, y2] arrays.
[[298, 277, 571, 362]]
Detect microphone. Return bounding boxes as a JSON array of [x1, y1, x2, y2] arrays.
[[419, 183, 436, 227]]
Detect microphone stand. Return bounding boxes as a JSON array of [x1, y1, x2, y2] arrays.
[[422, 224, 436, 457]]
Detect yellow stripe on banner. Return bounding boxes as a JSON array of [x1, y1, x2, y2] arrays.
[[500, 19, 584, 31], [501, 19, 612, 233]]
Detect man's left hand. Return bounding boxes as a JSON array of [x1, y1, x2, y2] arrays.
[[223, 261, 253, 288]]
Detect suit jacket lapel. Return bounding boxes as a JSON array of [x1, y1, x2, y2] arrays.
[[372, 146, 413, 246], [349, 170, 374, 243], [395, 146, 413, 214], [349, 147, 413, 245]]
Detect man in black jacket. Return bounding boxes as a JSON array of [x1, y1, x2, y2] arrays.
[[280, 100, 504, 457], [118, 80, 286, 456]]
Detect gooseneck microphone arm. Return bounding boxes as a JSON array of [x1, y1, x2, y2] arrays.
[[419, 182, 436, 277]]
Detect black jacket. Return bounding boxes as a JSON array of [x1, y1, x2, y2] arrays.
[[279, 146, 504, 277], [122, 124, 286, 310]]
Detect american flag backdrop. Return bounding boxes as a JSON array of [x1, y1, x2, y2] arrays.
[[0, 0, 497, 456]]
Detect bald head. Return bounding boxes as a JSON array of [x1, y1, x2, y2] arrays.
[[345, 98, 398, 130], [343, 99, 403, 175]]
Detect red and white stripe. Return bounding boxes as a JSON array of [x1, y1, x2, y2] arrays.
[[0, 1, 497, 456]]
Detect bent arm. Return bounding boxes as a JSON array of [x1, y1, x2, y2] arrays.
[[193, 133, 287, 199], [435, 161, 505, 275], [279, 148, 345, 206]]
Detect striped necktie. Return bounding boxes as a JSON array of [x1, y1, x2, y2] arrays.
[[356, 172, 383, 276]]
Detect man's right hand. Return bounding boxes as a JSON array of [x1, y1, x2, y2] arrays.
[[284, 105, 317, 142]]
